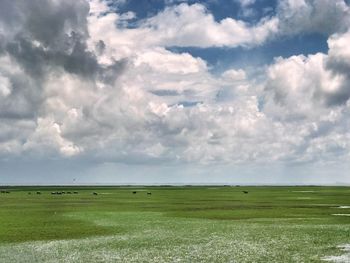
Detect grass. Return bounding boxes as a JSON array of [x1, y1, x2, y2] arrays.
[[0, 186, 349, 262]]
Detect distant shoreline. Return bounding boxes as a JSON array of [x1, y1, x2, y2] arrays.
[[1, 184, 349, 188]]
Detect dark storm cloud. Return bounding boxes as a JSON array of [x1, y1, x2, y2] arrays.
[[95, 40, 106, 56], [0, 0, 127, 124], [0, 0, 92, 125], [277, 0, 350, 36], [97, 58, 129, 84], [0, 0, 99, 78], [0, 0, 89, 45], [0, 0, 129, 157], [320, 86, 350, 107], [0, 0, 126, 80], [5, 36, 99, 78]]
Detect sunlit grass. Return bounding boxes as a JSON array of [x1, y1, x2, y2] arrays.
[[0, 186, 349, 262]]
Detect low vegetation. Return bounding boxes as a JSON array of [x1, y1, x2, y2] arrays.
[[0, 186, 349, 262]]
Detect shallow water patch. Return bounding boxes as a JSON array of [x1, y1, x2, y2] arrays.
[[322, 244, 350, 262]]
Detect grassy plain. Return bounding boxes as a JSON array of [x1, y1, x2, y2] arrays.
[[0, 186, 349, 262]]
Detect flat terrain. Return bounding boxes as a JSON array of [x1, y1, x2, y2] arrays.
[[0, 186, 349, 262]]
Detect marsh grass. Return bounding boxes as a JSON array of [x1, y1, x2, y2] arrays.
[[0, 186, 349, 262]]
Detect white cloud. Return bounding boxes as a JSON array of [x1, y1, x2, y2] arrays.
[[237, 0, 256, 8], [23, 118, 81, 157], [134, 48, 207, 74], [87, 0, 350, 51], [329, 31, 350, 57], [0, 0, 349, 171], [0, 75, 11, 97], [141, 3, 279, 48], [327, 30, 350, 72], [265, 29, 350, 116], [221, 69, 247, 81], [262, 30, 350, 163], [88, 2, 279, 50], [277, 0, 350, 35]]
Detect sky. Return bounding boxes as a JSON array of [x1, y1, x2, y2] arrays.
[[0, 0, 350, 185]]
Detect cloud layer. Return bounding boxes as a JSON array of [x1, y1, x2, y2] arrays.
[[0, 0, 349, 174]]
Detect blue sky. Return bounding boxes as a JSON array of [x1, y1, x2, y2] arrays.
[[116, 0, 278, 21], [0, 0, 350, 185], [118, 0, 328, 71], [169, 33, 329, 74]]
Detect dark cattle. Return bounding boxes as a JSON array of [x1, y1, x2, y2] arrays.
[[147, 192, 152, 195], [5, 191, 10, 194], [132, 191, 137, 194], [243, 191, 248, 194], [57, 192, 62, 195], [0, 191, 5, 193], [73, 191, 78, 194], [67, 192, 72, 194], [93, 192, 98, 195], [62, 191, 65, 194], [36, 192, 41, 195], [51, 192, 56, 195], [28, 192, 32, 195]]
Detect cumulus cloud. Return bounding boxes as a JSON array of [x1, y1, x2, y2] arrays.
[[140, 3, 279, 48], [0, 74, 12, 97], [277, 0, 350, 35], [0, 0, 349, 170], [88, 2, 279, 50], [23, 117, 81, 157], [326, 31, 350, 105], [265, 30, 350, 113], [263, 29, 350, 163], [87, 1, 350, 50]]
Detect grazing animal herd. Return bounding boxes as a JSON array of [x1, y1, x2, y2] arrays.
[[1, 189, 250, 197], [1, 190, 154, 195], [50, 191, 79, 195], [132, 191, 152, 195]]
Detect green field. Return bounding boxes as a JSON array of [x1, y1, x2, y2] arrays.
[[0, 186, 349, 262]]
